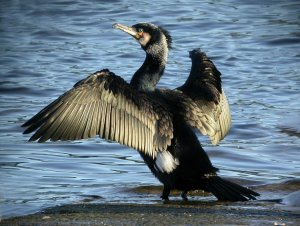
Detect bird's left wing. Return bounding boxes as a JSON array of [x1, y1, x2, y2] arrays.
[[22, 69, 173, 158]]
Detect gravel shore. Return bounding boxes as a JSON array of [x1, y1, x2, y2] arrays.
[[1, 200, 299, 225]]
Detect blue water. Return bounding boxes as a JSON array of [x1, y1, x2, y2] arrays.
[[1, 0, 300, 219]]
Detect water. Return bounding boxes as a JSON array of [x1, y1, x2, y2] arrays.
[[1, 0, 300, 219]]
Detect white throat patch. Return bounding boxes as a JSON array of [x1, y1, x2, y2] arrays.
[[139, 32, 151, 47], [155, 151, 179, 174]]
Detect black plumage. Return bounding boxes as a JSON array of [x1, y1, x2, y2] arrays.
[[22, 22, 259, 201]]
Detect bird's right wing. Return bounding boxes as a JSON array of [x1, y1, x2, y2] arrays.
[[22, 69, 173, 158], [177, 49, 231, 145]]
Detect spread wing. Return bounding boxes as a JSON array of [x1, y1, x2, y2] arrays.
[[158, 89, 217, 139], [22, 69, 173, 158], [177, 49, 231, 145]]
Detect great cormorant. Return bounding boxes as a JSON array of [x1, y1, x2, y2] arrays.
[[22, 22, 259, 201]]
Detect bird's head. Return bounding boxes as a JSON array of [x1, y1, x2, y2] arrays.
[[113, 22, 172, 56]]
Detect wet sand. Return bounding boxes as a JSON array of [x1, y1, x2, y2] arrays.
[[1, 200, 299, 226]]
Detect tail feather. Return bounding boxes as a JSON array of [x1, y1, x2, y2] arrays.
[[212, 178, 247, 201], [206, 176, 259, 201]]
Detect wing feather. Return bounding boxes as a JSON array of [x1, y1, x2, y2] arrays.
[[177, 49, 231, 145], [104, 103, 112, 140], [91, 101, 100, 137], [22, 69, 173, 158], [84, 102, 94, 138], [99, 100, 106, 138], [159, 89, 217, 140], [85, 101, 96, 138], [119, 107, 125, 145]]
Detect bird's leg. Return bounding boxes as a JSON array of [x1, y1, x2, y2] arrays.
[[181, 191, 188, 201], [161, 186, 171, 201]]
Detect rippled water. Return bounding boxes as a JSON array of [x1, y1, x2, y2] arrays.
[[1, 0, 300, 219]]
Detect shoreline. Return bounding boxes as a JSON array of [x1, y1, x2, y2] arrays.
[[1, 201, 299, 225]]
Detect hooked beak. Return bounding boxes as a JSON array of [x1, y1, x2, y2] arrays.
[[113, 23, 140, 39]]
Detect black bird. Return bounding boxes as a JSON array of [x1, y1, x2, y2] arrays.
[[22, 22, 259, 201]]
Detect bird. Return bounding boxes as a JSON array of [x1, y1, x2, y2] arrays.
[[22, 22, 259, 201]]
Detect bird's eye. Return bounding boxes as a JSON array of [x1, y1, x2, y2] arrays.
[[137, 28, 143, 33]]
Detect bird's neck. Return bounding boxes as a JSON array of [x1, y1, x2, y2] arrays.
[[130, 50, 167, 92]]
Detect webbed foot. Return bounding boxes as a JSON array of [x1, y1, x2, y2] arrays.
[[161, 186, 171, 202], [181, 191, 188, 201]]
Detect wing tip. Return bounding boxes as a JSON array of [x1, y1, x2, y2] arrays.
[[189, 48, 205, 59]]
